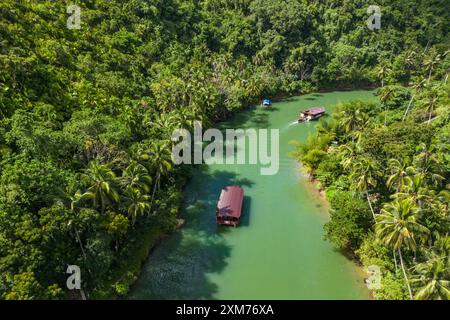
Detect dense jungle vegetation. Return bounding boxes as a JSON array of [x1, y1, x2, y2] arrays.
[[0, 0, 448, 299]]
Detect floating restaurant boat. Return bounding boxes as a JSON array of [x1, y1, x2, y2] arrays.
[[216, 186, 244, 227], [298, 107, 326, 122]]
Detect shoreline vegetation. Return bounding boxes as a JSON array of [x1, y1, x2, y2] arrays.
[[122, 89, 373, 301], [298, 158, 374, 299], [290, 79, 449, 300], [0, 1, 448, 300]]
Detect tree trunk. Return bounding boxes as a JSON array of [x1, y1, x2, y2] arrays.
[[80, 288, 87, 300], [428, 107, 433, 124], [398, 247, 414, 300], [149, 173, 159, 213], [393, 249, 398, 271], [366, 190, 376, 221], [74, 227, 87, 262], [402, 94, 415, 121]]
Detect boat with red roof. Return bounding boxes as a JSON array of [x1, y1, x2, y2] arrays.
[[216, 186, 244, 227]]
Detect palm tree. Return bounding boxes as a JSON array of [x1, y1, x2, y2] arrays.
[[338, 107, 368, 143], [375, 198, 430, 300], [423, 51, 442, 83], [393, 173, 433, 209], [138, 141, 173, 211], [411, 253, 450, 300], [316, 119, 337, 140], [80, 160, 120, 213], [404, 50, 417, 70], [338, 142, 362, 170], [349, 156, 381, 220], [121, 161, 152, 194], [411, 234, 450, 299], [402, 79, 426, 121], [424, 92, 438, 124], [376, 62, 391, 88], [379, 86, 394, 126], [386, 159, 415, 192], [125, 187, 150, 225], [414, 142, 434, 173], [413, 141, 445, 186], [68, 192, 87, 257], [65, 186, 91, 300]]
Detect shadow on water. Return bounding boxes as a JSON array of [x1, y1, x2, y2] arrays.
[[217, 107, 274, 130], [128, 165, 254, 299], [239, 196, 251, 227]]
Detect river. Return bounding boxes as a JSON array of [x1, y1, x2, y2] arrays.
[[128, 90, 377, 299]]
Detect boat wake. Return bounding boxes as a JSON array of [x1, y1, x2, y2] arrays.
[[288, 120, 298, 126]]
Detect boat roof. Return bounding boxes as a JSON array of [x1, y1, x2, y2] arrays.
[[263, 99, 271, 104], [303, 107, 325, 115], [217, 186, 244, 218]]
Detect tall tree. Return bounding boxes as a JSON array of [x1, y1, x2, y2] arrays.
[[80, 160, 120, 213], [376, 198, 430, 300], [386, 159, 414, 192], [138, 141, 173, 211], [349, 156, 381, 220]]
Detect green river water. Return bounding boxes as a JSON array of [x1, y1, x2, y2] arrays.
[[129, 90, 378, 300]]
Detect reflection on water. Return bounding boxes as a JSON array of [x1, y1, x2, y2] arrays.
[[129, 91, 377, 300]]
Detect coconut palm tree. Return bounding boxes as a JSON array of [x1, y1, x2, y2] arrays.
[[379, 86, 395, 126], [349, 156, 381, 220], [125, 187, 151, 225], [80, 160, 120, 213], [121, 161, 152, 194], [338, 107, 368, 143], [316, 118, 337, 140], [404, 50, 417, 70], [386, 159, 415, 192], [66, 187, 88, 264], [414, 142, 434, 173], [138, 141, 173, 211], [64, 185, 92, 300], [402, 79, 426, 121], [411, 256, 450, 300], [338, 142, 362, 170], [393, 173, 433, 209], [376, 62, 391, 88], [423, 51, 442, 83], [411, 235, 450, 300], [424, 92, 438, 124], [413, 142, 445, 186], [375, 198, 430, 300]]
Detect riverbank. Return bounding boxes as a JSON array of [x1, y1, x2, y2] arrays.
[[297, 164, 375, 299], [128, 90, 375, 299], [90, 220, 168, 299]]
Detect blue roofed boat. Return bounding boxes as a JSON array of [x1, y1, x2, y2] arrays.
[[262, 99, 271, 107]]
